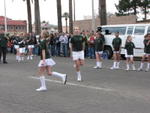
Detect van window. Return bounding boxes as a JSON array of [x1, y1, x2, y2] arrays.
[[147, 26, 150, 33], [127, 26, 133, 35], [134, 26, 145, 35], [102, 27, 126, 35]]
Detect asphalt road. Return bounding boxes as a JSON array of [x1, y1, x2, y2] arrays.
[[0, 54, 150, 113]]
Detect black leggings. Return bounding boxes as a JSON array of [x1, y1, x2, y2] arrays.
[[0, 47, 7, 62]]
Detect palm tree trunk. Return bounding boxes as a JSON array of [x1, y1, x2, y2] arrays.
[[26, 0, 32, 33], [69, 0, 73, 34], [133, 5, 137, 15], [144, 6, 147, 20], [34, 0, 41, 35], [99, 0, 107, 25], [57, 0, 62, 33]]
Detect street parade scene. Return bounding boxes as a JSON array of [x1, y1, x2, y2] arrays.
[[0, 0, 150, 113]]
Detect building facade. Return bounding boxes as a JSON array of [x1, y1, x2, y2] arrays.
[[74, 15, 137, 31], [0, 16, 27, 34]]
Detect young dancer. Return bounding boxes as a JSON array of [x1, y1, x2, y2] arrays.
[[125, 36, 136, 70], [70, 29, 85, 82], [18, 34, 26, 62], [93, 32, 105, 69], [110, 32, 122, 69], [138, 33, 150, 71], [13, 34, 20, 62], [36, 31, 67, 92], [27, 33, 34, 60]]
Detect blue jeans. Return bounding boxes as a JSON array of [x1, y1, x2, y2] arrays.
[[51, 45, 56, 56], [56, 45, 60, 56], [88, 47, 95, 58], [61, 43, 68, 57], [34, 46, 39, 55]]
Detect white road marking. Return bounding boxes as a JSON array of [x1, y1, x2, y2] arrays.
[[30, 76, 114, 92]]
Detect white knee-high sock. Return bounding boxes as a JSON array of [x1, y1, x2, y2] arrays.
[[96, 62, 100, 67], [113, 62, 117, 68], [21, 57, 24, 61], [40, 76, 46, 88], [99, 62, 102, 68], [117, 62, 120, 68], [97, 61, 102, 67], [147, 63, 150, 69], [18, 56, 21, 61], [16, 55, 18, 60], [126, 64, 129, 70], [30, 55, 33, 60], [132, 64, 136, 70], [77, 71, 81, 80], [140, 62, 144, 69], [52, 72, 65, 79]]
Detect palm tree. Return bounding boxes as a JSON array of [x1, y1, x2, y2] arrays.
[[99, 0, 107, 25], [26, 0, 32, 33], [21, 0, 32, 33], [62, 12, 69, 33], [34, 0, 41, 35], [57, 0, 63, 33], [69, 0, 73, 34]]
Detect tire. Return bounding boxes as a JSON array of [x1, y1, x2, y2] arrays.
[[104, 47, 113, 59]]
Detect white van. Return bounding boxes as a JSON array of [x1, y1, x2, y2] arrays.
[[97, 24, 150, 59]]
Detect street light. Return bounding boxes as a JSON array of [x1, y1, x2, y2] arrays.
[[4, 0, 8, 35], [62, 12, 69, 33]]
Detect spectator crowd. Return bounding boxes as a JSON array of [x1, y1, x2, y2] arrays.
[[1, 30, 106, 59]]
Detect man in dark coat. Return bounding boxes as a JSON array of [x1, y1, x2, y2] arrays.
[[0, 33, 8, 63]]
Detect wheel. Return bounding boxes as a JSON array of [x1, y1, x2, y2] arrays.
[[104, 47, 113, 59]]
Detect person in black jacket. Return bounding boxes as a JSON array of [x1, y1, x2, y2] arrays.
[[0, 33, 8, 64]]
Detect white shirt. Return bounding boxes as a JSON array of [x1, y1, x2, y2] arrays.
[[59, 35, 68, 44]]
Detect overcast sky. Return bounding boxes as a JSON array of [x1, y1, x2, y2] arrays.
[[0, 0, 119, 25]]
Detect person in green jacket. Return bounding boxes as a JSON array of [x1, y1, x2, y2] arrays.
[[93, 32, 105, 69], [138, 33, 150, 72], [110, 32, 122, 69], [0, 33, 8, 64], [125, 35, 136, 71], [145, 33, 150, 71], [70, 29, 85, 82]]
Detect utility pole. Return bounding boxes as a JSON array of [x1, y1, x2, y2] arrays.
[[92, 0, 96, 32], [73, 0, 76, 22], [4, 0, 7, 35]]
